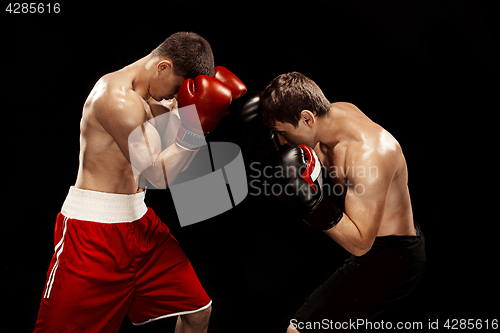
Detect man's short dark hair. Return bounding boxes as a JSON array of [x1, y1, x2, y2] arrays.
[[261, 72, 331, 127], [152, 32, 214, 79]]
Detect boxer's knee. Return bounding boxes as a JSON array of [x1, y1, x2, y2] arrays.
[[180, 303, 212, 329]]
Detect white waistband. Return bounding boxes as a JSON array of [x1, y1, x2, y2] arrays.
[[61, 186, 148, 223]]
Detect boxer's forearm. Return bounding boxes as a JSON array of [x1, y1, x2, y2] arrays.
[[323, 214, 375, 256], [139, 143, 194, 189]]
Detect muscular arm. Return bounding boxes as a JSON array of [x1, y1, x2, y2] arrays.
[[148, 97, 198, 174], [95, 92, 194, 189], [323, 151, 395, 256]]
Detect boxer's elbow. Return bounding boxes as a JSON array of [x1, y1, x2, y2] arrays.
[[322, 214, 378, 256], [140, 163, 169, 189], [349, 237, 375, 256], [147, 176, 169, 189], [349, 244, 371, 256]]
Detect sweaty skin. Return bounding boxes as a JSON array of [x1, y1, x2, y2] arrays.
[[272, 102, 415, 256], [75, 54, 194, 194]]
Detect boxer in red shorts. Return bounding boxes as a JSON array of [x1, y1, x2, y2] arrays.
[[34, 32, 246, 333]]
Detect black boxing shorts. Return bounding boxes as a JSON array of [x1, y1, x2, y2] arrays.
[[291, 223, 426, 332]]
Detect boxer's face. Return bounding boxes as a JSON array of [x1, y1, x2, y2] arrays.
[[271, 121, 295, 146], [149, 60, 186, 101], [272, 110, 316, 147]]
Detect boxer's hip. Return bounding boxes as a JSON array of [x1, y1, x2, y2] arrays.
[[61, 186, 148, 223]]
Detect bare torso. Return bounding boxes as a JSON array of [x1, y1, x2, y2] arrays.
[[315, 102, 415, 237], [74, 66, 178, 194]]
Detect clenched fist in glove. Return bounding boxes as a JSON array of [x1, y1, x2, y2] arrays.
[[175, 66, 246, 150]]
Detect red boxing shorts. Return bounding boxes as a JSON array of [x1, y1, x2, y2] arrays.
[[34, 187, 211, 333]]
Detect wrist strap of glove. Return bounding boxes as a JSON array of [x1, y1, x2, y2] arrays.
[[302, 195, 343, 230], [175, 124, 206, 151]]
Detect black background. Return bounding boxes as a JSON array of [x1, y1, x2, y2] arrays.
[[2, 1, 498, 332]]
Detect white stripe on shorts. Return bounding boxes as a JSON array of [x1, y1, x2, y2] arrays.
[[44, 216, 69, 299]]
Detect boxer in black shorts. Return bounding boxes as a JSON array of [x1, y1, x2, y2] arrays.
[[260, 72, 426, 332], [291, 225, 425, 332]]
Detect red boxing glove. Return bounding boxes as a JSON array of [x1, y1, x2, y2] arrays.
[[214, 66, 247, 100], [175, 67, 246, 151], [176, 75, 232, 150]]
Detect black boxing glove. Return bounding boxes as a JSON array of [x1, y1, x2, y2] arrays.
[[274, 145, 343, 230], [228, 91, 281, 163], [229, 90, 262, 126]]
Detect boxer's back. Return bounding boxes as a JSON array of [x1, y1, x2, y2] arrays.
[[75, 71, 148, 194]]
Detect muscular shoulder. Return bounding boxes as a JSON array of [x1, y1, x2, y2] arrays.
[[90, 74, 146, 132], [346, 128, 402, 184]]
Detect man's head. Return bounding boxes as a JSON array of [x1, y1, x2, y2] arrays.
[[261, 72, 331, 147], [148, 32, 215, 101]]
